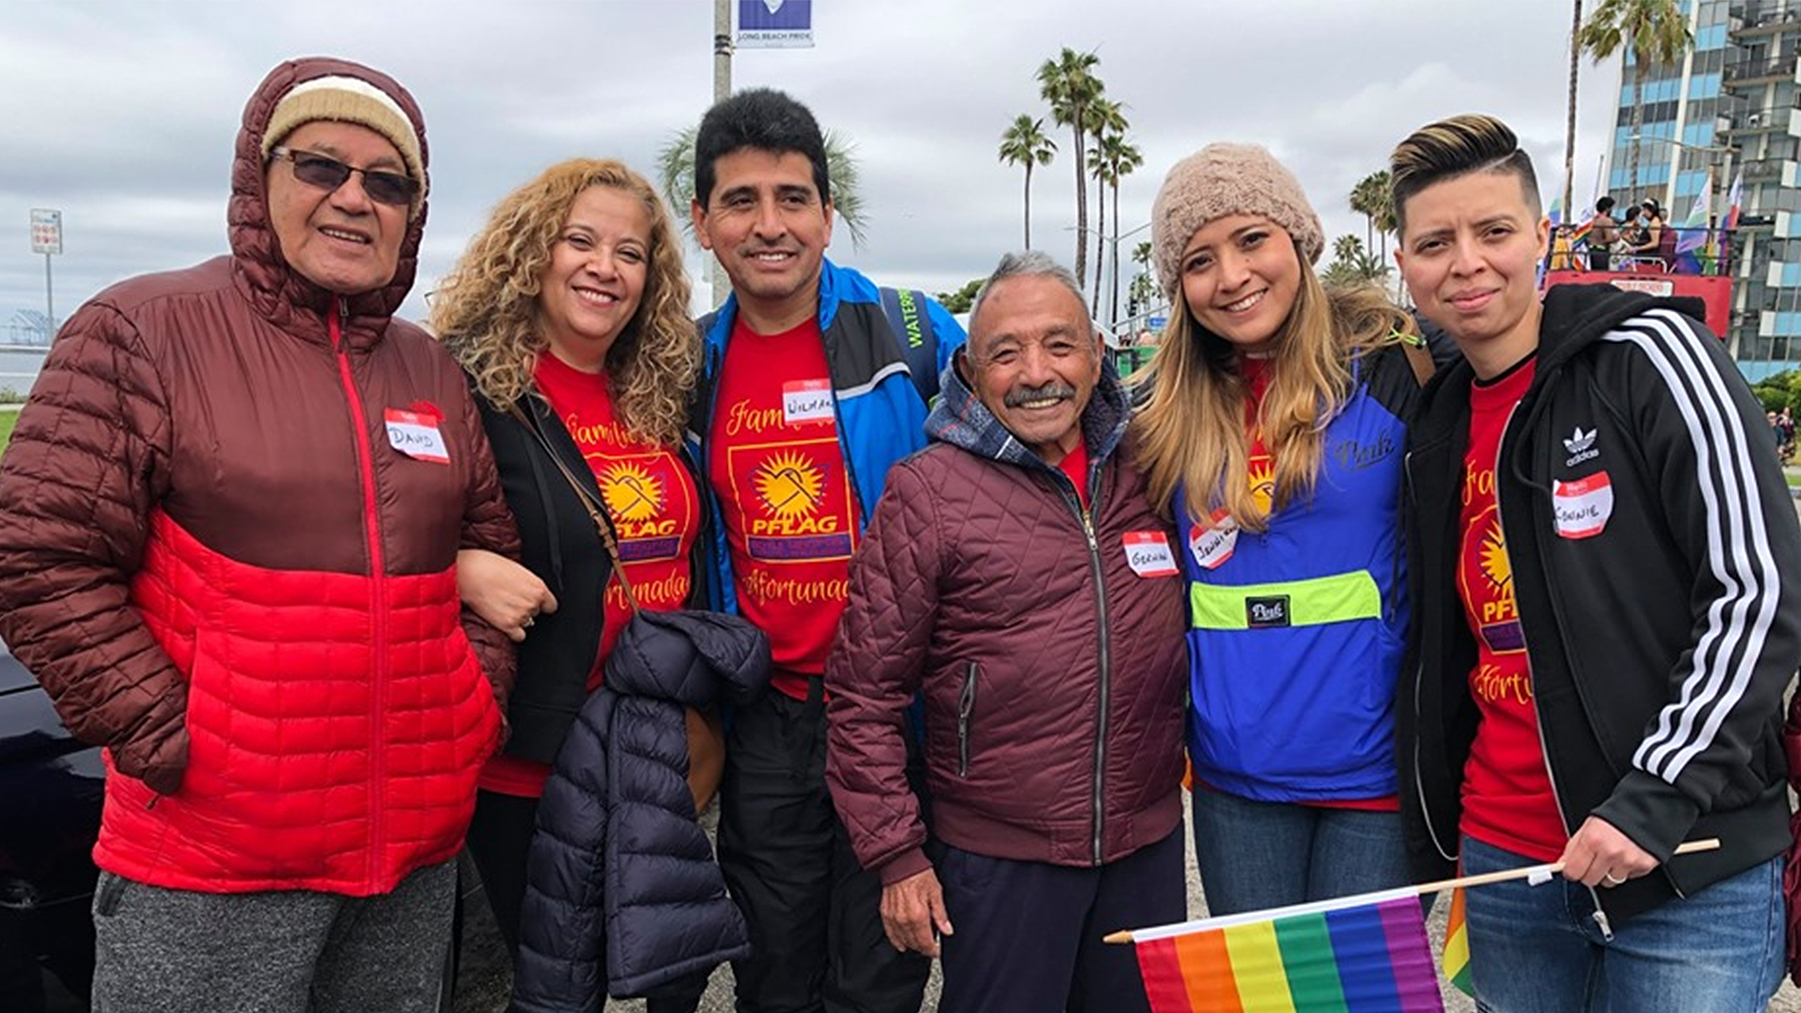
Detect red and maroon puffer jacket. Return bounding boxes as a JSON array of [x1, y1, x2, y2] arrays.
[[0, 57, 518, 896], [825, 363, 1188, 885]]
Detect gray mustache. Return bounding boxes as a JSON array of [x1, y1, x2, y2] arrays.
[[1004, 382, 1076, 408]]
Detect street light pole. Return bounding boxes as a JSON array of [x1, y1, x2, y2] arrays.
[[1107, 219, 1152, 333], [709, 0, 733, 309]]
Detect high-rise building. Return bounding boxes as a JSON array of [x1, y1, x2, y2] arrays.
[[1603, 0, 1799, 379]]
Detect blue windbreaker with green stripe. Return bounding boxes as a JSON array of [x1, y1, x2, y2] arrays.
[[1175, 343, 1419, 802]]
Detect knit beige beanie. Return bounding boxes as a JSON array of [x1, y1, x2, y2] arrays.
[[261, 74, 427, 217], [1150, 143, 1324, 300]]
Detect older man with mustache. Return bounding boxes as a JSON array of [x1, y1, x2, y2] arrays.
[[824, 251, 1190, 1013]]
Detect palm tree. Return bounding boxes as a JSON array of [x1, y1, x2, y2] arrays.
[[1321, 235, 1390, 288], [1037, 47, 1104, 288], [1085, 100, 1129, 313], [1093, 132, 1143, 325], [1349, 171, 1397, 261], [1127, 240, 1156, 318], [656, 125, 869, 249], [1564, 0, 1585, 220], [997, 115, 1056, 249], [1578, 0, 1693, 201]]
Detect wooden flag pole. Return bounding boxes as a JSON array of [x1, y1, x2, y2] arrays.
[[1104, 838, 1720, 944]]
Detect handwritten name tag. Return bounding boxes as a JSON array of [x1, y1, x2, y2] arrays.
[[1552, 471, 1613, 539], [1123, 532, 1178, 578], [783, 380, 834, 425], [384, 408, 450, 464]]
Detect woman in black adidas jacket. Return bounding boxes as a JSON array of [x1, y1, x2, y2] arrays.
[[1392, 114, 1801, 1013]]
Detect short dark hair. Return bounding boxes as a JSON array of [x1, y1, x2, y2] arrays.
[[692, 87, 831, 208], [1596, 195, 1616, 214], [1388, 114, 1541, 233]]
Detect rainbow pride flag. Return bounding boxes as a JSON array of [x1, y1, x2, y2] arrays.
[[1441, 888, 1471, 995], [1133, 888, 1444, 1012]]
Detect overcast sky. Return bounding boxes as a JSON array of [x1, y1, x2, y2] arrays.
[[1, 0, 1623, 331]]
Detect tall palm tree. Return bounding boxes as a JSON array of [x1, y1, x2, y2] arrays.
[[1579, 0, 1693, 201], [1350, 170, 1396, 261], [1037, 47, 1104, 287], [1094, 132, 1143, 325], [656, 124, 869, 249], [1085, 99, 1129, 313], [1564, 0, 1585, 219], [997, 114, 1056, 249]]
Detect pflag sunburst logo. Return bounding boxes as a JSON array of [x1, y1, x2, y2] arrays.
[[600, 462, 664, 522], [755, 451, 826, 519]]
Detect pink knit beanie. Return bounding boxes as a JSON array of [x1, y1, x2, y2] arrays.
[[1150, 143, 1324, 300]]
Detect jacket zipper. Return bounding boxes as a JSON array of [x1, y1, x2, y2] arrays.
[[333, 299, 390, 883], [1496, 403, 1612, 940], [1404, 448, 1459, 866], [957, 662, 978, 777], [1058, 465, 1111, 866]]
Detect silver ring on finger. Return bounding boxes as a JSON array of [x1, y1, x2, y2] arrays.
[[1603, 871, 1626, 885], [522, 615, 535, 629]]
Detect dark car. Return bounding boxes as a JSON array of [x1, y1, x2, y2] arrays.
[[0, 640, 102, 1011]]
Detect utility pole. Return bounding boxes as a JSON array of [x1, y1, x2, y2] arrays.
[[710, 0, 733, 309]]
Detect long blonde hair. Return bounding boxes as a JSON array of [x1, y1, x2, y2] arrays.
[[1131, 262, 1411, 533], [434, 159, 697, 447]]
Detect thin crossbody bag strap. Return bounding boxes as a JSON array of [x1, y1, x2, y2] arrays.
[[507, 401, 641, 615]]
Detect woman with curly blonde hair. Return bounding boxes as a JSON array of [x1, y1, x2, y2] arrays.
[[433, 159, 707, 994], [1131, 143, 1436, 916]]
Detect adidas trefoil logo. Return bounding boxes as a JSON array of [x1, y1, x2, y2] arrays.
[[1564, 426, 1599, 466]]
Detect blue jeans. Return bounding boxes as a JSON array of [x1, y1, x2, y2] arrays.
[[1461, 836, 1785, 1013], [1190, 789, 1411, 915]]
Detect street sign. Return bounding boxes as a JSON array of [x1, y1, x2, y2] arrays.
[[738, 0, 812, 48], [30, 209, 62, 255], [1147, 315, 1167, 330]]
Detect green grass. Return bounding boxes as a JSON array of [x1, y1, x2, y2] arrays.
[[0, 411, 15, 455]]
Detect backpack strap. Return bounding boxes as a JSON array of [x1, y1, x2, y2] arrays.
[[879, 287, 940, 403]]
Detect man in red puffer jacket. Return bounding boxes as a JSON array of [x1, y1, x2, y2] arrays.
[[0, 57, 517, 1013]]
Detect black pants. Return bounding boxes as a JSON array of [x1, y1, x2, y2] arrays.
[[467, 789, 702, 1012], [718, 687, 929, 1013], [936, 827, 1186, 1013]]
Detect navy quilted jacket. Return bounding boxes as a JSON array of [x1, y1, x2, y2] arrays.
[[511, 611, 769, 1009]]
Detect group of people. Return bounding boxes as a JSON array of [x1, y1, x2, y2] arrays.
[[1553, 193, 1707, 274], [0, 54, 1796, 1013]]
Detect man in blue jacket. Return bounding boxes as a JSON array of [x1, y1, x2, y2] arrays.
[[687, 87, 964, 1013]]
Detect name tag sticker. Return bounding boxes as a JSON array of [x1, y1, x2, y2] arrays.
[[782, 380, 834, 425], [1552, 470, 1613, 539], [384, 408, 450, 464], [1188, 510, 1238, 570], [1123, 532, 1178, 578]]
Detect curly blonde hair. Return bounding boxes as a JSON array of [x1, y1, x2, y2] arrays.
[[434, 159, 697, 447], [1131, 258, 1413, 533]]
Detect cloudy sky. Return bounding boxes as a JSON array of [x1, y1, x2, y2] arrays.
[[1, 0, 1622, 331]]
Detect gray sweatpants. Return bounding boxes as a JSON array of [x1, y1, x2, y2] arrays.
[[91, 858, 456, 1013]]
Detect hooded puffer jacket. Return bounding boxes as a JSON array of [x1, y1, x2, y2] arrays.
[[512, 610, 769, 1009], [0, 57, 518, 896]]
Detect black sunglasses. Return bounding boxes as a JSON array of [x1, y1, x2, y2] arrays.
[[270, 147, 417, 207]]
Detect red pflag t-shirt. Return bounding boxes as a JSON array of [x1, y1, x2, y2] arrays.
[[1457, 354, 1568, 861], [479, 352, 699, 798], [708, 316, 859, 701]]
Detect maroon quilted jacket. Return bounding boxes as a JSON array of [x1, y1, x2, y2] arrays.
[[0, 58, 518, 895], [825, 361, 1187, 884]]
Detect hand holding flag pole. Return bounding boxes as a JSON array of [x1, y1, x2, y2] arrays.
[[1107, 839, 1720, 1013]]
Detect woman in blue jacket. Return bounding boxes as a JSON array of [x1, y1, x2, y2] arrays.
[[1131, 143, 1428, 914]]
